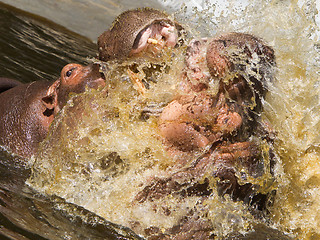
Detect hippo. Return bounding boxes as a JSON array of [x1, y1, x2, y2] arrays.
[[98, 8, 183, 62], [183, 32, 275, 101], [96, 8, 277, 238], [158, 92, 243, 154], [97, 7, 276, 200], [139, 31, 277, 230], [0, 63, 105, 159], [160, 32, 276, 154], [97, 8, 186, 95]]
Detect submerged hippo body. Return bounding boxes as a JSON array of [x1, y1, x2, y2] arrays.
[[0, 64, 105, 159]]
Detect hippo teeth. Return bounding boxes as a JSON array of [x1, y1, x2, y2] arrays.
[[147, 38, 158, 45]]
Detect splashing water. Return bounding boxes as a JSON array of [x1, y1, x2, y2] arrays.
[[27, 0, 320, 239]]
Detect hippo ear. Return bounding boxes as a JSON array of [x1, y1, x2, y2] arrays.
[[42, 79, 60, 112]]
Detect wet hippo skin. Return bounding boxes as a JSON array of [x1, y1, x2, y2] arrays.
[[160, 32, 276, 157], [158, 93, 243, 153], [0, 63, 105, 159], [206, 32, 275, 113]]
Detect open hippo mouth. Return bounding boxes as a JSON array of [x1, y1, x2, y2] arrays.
[[86, 63, 107, 90], [130, 21, 178, 56]]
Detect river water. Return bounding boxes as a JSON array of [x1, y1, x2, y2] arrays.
[[0, 0, 320, 239]]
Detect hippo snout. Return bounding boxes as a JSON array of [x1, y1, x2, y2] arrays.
[[85, 63, 106, 90]]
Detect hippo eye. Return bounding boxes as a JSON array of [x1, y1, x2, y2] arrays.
[[66, 67, 76, 77]]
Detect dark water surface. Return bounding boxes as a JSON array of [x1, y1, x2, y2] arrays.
[[0, 3, 96, 82]]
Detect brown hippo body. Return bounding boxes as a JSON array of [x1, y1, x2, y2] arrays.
[[0, 63, 105, 159], [206, 32, 275, 113]]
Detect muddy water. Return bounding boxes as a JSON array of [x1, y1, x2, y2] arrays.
[[1, 0, 320, 239]]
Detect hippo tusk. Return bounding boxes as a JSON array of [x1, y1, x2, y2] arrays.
[[147, 38, 158, 45]]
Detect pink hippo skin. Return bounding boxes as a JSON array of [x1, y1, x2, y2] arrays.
[[0, 63, 105, 159], [158, 93, 242, 154], [159, 32, 275, 157]]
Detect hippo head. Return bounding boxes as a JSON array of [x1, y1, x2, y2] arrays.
[[98, 8, 183, 61], [206, 33, 276, 112], [42, 63, 105, 115]]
